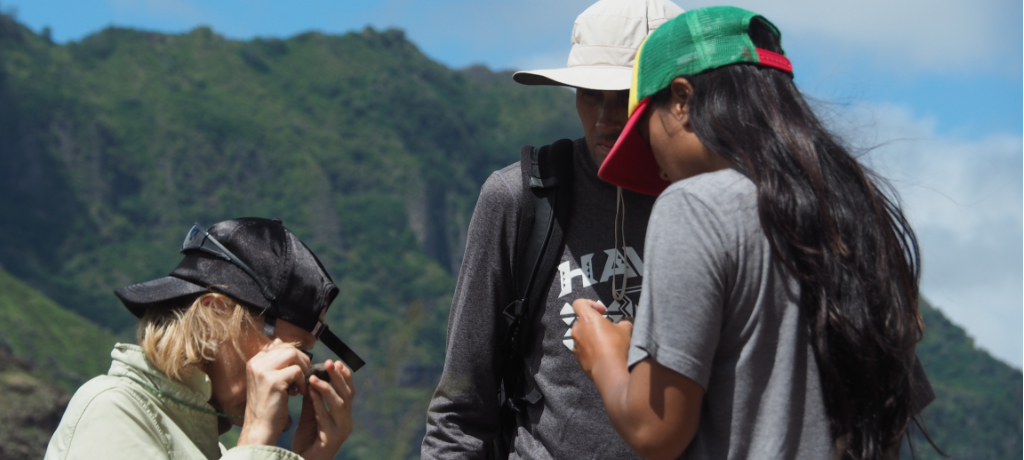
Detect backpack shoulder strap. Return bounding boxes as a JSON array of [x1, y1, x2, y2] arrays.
[[491, 139, 575, 458], [511, 138, 574, 323], [518, 138, 574, 308]]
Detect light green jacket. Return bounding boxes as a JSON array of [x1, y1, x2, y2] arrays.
[[45, 343, 303, 460]]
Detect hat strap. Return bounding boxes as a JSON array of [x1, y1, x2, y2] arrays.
[[756, 48, 792, 73], [262, 315, 276, 337]]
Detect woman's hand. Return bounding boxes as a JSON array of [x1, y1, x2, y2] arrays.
[[571, 298, 633, 382], [237, 339, 311, 446], [291, 359, 356, 460], [572, 299, 706, 460]]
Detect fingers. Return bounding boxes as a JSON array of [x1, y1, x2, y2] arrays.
[[280, 364, 308, 396], [297, 388, 316, 423], [307, 381, 328, 421], [259, 339, 312, 371], [289, 359, 357, 459], [326, 360, 355, 402], [249, 359, 308, 396], [308, 375, 346, 437], [572, 298, 605, 319], [306, 360, 355, 436], [315, 362, 348, 411], [614, 318, 634, 336], [240, 340, 320, 447], [252, 339, 311, 395]]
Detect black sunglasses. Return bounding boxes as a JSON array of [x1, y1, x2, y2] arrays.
[[181, 223, 277, 301]]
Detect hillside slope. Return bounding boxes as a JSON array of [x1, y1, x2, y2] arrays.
[[909, 300, 1023, 459], [0, 11, 581, 459], [0, 11, 1019, 460], [0, 267, 119, 460], [0, 12, 582, 335], [0, 266, 120, 392]]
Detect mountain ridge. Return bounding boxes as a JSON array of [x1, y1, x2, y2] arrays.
[[0, 11, 1019, 460]]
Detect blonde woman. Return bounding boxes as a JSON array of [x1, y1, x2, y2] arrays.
[[46, 218, 363, 460]]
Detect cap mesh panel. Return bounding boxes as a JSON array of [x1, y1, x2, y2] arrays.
[[635, 6, 784, 101]]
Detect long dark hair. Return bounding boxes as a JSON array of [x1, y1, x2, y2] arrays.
[[654, 18, 926, 459]]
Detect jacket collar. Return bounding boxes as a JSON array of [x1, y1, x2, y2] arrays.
[[108, 343, 214, 407]]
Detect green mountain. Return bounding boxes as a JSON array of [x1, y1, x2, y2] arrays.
[[0, 10, 1019, 460], [0, 10, 581, 459], [0, 266, 120, 460], [0, 346, 70, 460], [909, 300, 1023, 459], [0, 267, 120, 392]]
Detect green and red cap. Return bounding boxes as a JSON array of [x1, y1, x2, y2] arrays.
[[598, 6, 792, 195]]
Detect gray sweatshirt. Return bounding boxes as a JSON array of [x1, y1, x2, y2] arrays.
[[421, 138, 657, 460]]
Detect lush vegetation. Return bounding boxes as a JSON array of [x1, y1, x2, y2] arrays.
[[0, 267, 117, 459], [0, 10, 1018, 460], [0, 10, 580, 459], [0, 267, 121, 392], [907, 300, 1023, 459]]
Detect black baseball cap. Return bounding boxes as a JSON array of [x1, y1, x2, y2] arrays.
[[114, 218, 364, 371]]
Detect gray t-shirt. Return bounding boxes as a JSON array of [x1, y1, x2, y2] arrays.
[[423, 138, 657, 460], [627, 168, 832, 459]]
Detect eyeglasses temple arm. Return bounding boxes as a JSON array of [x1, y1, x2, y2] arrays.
[[203, 230, 277, 301]]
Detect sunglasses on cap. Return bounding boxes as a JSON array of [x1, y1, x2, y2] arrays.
[[182, 223, 276, 301], [182, 223, 365, 371]]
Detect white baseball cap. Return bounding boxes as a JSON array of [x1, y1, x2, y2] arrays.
[[513, 0, 684, 91]]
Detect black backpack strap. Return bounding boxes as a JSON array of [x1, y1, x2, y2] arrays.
[[492, 138, 574, 458]]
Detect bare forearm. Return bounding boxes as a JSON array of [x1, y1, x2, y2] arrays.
[[592, 360, 703, 460], [590, 356, 635, 441], [571, 300, 702, 460]]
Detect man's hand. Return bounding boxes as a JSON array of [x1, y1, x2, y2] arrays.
[[291, 359, 356, 460], [237, 339, 310, 446]]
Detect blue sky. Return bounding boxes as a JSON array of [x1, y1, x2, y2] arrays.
[[5, 0, 1022, 367]]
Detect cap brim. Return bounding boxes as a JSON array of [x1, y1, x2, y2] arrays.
[[114, 276, 208, 318], [513, 66, 633, 91], [598, 98, 670, 196]]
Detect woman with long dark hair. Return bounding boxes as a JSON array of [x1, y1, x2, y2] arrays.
[[570, 7, 932, 459]]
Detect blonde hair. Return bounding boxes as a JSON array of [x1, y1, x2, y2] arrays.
[[137, 293, 269, 382]]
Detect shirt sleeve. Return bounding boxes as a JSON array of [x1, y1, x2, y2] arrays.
[[627, 186, 731, 390], [420, 169, 520, 460]]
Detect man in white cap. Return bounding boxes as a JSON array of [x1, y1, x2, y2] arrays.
[[422, 1, 684, 459]]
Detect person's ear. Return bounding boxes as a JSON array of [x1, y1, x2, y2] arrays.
[[668, 77, 694, 131]]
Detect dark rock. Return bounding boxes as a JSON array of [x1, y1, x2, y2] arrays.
[[0, 353, 71, 460]]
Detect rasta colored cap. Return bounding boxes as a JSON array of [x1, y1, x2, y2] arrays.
[[114, 218, 365, 371], [598, 6, 792, 195]]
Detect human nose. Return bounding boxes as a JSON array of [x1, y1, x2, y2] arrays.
[[596, 92, 626, 135]]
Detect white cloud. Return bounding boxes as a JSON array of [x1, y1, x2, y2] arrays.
[[427, 0, 1021, 73], [699, 0, 1021, 72], [86, 0, 1020, 74], [828, 102, 1023, 367]]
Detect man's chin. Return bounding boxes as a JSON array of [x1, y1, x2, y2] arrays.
[[588, 143, 613, 166]]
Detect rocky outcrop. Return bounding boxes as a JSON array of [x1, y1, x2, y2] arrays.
[[0, 346, 70, 460]]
